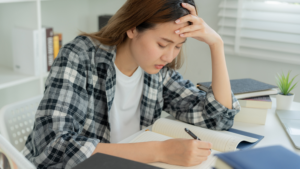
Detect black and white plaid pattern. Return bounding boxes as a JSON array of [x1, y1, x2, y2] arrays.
[[22, 35, 240, 169]]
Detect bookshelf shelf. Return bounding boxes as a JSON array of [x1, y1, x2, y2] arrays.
[[0, 0, 35, 3], [0, 67, 48, 90], [0, 0, 48, 3], [0, 0, 124, 109]]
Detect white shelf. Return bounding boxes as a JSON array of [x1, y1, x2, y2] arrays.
[[0, 0, 49, 3], [0, 67, 48, 90], [0, 0, 35, 3]]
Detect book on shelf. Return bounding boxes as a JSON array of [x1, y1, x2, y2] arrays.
[[43, 26, 54, 72], [12, 26, 43, 76], [72, 152, 163, 169], [11, 25, 56, 76], [196, 78, 279, 100], [213, 145, 300, 169], [128, 115, 264, 169], [53, 32, 62, 60]]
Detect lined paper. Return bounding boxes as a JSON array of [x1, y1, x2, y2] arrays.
[[130, 131, 218, 169], [152, 118, 258, 152]]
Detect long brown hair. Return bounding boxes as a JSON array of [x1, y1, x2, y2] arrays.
[[79, 0, 197, 70]]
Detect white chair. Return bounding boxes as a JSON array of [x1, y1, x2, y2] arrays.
[[0, 95, 43, 152], [0, 134, 35, 169]]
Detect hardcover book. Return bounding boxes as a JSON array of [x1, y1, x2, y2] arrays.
[[213, 145, 300, 169], [238, 95, 272, 109], [43, 26, 54, 72], [196, 78, 279, 99]]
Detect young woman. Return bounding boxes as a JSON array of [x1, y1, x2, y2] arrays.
[[22, 0, 240, 168]]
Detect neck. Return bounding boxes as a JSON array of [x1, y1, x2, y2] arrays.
[[115, 39, 139, 77]]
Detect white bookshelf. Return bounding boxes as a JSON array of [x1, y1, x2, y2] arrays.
[[0, 67, 48, 90], [0, 0, 125, 109], [0, 0, 37, 3]]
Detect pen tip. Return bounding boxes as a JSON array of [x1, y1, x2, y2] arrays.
[[185, 128, 189, 132]]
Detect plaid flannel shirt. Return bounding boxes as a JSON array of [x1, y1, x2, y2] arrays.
[[22, 35, 240, 169]]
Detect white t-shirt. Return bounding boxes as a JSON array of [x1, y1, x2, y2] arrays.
[[109, 62, 144, 143]]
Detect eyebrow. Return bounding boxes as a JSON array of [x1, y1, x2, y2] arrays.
[[161, 38, 187, 44]]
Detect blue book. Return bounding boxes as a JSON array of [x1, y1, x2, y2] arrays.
[[197, 78, 279, 99], [213, 145, 300, 169]]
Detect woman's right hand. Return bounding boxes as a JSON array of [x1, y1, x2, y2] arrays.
[[157, 138, 213, 167]]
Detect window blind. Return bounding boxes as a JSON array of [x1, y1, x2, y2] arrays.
[[218, 0, 300, 65]]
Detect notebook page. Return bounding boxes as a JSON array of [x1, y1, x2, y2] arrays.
[[152, 118, 258, 152], [129, 130, 173, 143], [129, 131, 218, 169]]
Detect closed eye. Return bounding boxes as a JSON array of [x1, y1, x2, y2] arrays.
[[158, 44, 181, 49]]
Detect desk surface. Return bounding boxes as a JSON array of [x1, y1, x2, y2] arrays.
[[119, 95, 300, 155]]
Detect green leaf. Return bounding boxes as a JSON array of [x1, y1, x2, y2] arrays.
[[286, 70, 291, 90], [281, 71, 288, 94], [275, 70, 299, 95], [287, 81, 298, 94], [287, 75, 298, 93]]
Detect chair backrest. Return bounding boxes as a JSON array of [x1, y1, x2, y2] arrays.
[[0, 95, 43, 151], [0, 134, 35, 169]]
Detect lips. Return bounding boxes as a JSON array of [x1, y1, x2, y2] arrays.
[[155, 65, 165, 69]]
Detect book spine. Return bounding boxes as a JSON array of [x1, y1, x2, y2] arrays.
[[12, 26, 36, 75], [58, 33, 62, 49], [41, 28, 47, 74], [33, 29, 39, 76], [234, 107, 268, 125], [53, 34, 59, 59], [45, 28, 54, 72], [237, 99, 272, 109]]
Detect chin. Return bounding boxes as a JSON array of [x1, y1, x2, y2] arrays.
[[143, 68, 161, 75]]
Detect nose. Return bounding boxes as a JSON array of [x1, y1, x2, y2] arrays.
[[161, 48, 177, 64]]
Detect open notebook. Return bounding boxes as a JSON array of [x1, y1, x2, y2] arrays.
[[129, 116, 264, 169]]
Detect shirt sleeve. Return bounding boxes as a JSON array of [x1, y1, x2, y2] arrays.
[[22, 47, 100, 169], [162, 68, 241, 131]]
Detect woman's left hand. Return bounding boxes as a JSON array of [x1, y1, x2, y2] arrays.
[[174, 2, 223, 46]]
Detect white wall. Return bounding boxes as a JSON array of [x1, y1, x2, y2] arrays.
[[0, 0, 299, 111], [177, 0, 300, 103]]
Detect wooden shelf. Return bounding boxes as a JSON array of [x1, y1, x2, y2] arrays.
[[0, 67, 48, 90]]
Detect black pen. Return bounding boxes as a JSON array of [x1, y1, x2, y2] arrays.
[[184, 128, 201, 140], [184, 128, 211, 151]]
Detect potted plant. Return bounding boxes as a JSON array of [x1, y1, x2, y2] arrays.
[[275, 70, 299, 110]]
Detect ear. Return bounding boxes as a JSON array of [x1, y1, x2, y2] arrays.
[[126, 27, 137, 39]]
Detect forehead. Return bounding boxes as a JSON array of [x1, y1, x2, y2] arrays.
[[146, 21, 189, 41], [155, 21, 189, 31]]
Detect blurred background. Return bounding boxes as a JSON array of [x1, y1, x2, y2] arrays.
[[0, 0, 299, 112], [0, 1, 299, 162]]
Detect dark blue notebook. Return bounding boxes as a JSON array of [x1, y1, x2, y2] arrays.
[[214, 145, 300, 169], [228, 128, 264, 150], [197, 78, 277, 95], [72, 153, 163, 169]]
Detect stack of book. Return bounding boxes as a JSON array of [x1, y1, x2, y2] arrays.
[[197, 78, 280, 125], [12, 25, 63, 76]]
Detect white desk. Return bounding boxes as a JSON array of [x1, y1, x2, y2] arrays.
[[119, 95, 300, 155]]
